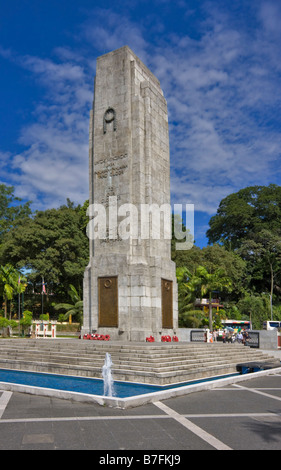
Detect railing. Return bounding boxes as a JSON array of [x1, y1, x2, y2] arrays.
[[246, 331, 259, 349], [190, 330, 206, 342], [190, 329, 260, 348]]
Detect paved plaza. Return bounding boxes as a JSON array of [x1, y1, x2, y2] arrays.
[[1, 370, 281, 451]]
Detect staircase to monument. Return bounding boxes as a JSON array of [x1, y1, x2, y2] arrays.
[[0, 338, 279, 385]]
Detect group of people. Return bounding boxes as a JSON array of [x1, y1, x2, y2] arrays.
[[221, 329, 250, 345], [208, 329, 250, 345]]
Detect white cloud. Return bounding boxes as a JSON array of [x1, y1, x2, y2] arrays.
[[259, 1, 281, 37], [0, 51, 93, 209], [1, 2, 281, 223], [21, 56, 85, 82], [80, 9, 149, 63], [148, 7, 281, 213]]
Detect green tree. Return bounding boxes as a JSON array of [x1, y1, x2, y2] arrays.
[[174, 244, 247, 303], [207, 184, 281, 249], [176, 265, 232, 329], [199, 244, 248, 299], [0, 184, 31, 246], [237, 294, 269, 329], [207, 184, 281, 311], [176, 267, 203, 327], [0, 264, 26, 318], [237, 229, 281, 301], [54, 284, 83, 326], [0, 316, 17, 336], [0, 201, 89, 301], [0, 265, 14, 317], [20, 310, 33, 336], [194, 266, 232, 331]]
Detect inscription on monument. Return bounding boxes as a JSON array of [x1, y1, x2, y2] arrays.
[[100, 186, 120, 207], [94, 153, 128, 179], [94, 164, 128, 179], [161, 279, 173, 329], [98, 276, 118, 327], [95, 153, 128, 166]]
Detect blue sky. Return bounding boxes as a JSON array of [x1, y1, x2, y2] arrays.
[[1, 0, 281, 248]]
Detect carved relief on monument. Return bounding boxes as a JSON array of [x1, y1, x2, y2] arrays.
[[103, 107, 117, 133]]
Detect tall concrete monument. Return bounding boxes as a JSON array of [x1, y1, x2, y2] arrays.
[[82, 46, 178, 341]]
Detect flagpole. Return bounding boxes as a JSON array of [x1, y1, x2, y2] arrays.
[[18, 292, 20, 337], [42, 277, 44, 317]]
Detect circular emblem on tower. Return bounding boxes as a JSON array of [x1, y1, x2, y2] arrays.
[[103, 107, 117, 134]]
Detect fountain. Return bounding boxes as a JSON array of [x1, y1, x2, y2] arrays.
[[102, 353, 115, 397]]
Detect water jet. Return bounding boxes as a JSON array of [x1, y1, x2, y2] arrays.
[[102, 352, 115, 397]]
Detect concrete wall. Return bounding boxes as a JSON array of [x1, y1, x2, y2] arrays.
[[178, 328, 279, 350], [253, 329, 278, 350], [177, 329, 193, 342]]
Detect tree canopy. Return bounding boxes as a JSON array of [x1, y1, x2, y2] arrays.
[[0, 200, 89, 298], [0, 184, 32, 243], [1, 182, 281, 328], [207, 184, 281, 249]]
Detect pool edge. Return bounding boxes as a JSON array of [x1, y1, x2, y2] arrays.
[[1, 366, 281, 409]]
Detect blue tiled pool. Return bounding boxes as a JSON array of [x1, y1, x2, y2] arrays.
[[0, 368, 239, 398]]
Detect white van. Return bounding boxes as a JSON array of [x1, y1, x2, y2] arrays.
[[263, 321, 281, 330]]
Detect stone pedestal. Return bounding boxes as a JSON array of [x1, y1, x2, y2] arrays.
[[82, 46, 178, 341]]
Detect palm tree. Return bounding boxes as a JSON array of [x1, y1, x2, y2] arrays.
[[12, 272, 27, 325], [176, 267, 204, 327], [0, 264, 19, 318], [194, 266, 232, 331], [54, 284, 83, 326]]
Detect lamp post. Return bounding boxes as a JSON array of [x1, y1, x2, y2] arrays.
[[41, 277, 46, 317]]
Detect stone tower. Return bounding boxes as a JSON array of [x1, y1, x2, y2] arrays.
[[82, 46, 178, 341]]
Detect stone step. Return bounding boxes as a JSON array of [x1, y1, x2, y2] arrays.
[[0, 356, 253, 381], [0, 345, 271, 367], [0, 338, 266, 353], [0, 338, 279, 385], [0, 352, 275, 372], [0, 345, 270, 358], [0, 343, 264, 365], [0, 352, 269, 373], [0, 344, 271, 360], [0, 338, 242, 351]]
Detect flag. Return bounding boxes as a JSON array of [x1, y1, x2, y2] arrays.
[[18, 276, 21, 285], [42, 278, 46, 294]]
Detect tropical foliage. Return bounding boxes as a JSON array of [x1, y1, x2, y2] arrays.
[[54, 284, 83, 326], [1, 182, 281, 330], [0, 264, 27, 318], [176, 265, 232, 329]]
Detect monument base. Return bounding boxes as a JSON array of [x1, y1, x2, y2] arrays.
[[82, 254, 178, 342]]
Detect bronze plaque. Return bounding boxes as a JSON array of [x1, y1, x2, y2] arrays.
[[98, 276, 118, 327], [161, 279, 173, 329]]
